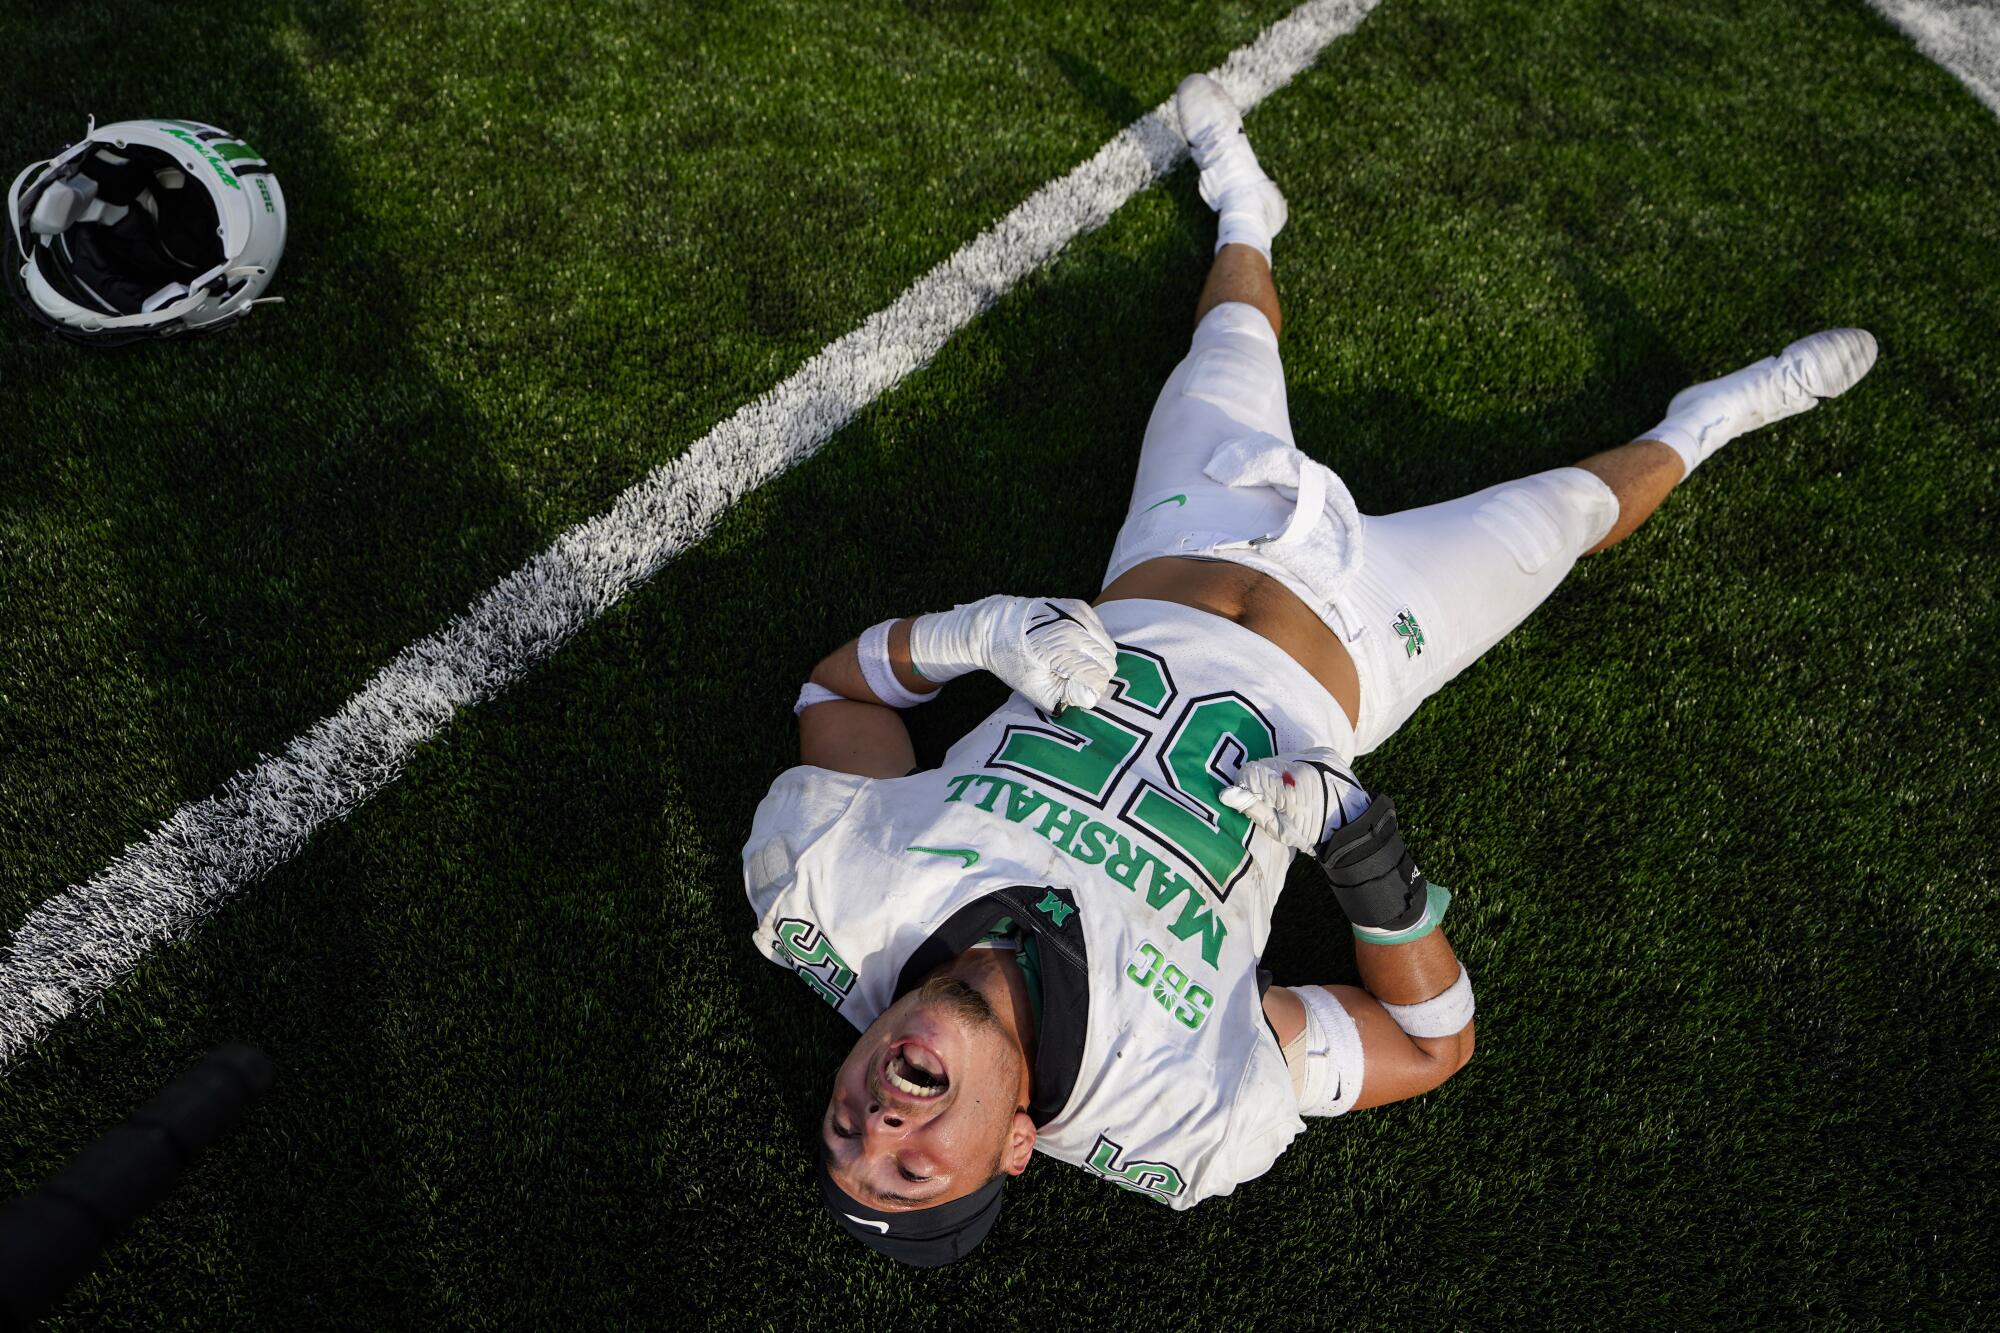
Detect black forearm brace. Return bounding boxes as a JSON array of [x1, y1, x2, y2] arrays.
[[1313, 795, 1428, 932]]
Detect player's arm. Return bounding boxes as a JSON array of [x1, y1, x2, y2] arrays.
[[1259, 936, 1475, 1110], [798, 620, 925, 778], [796, 597, 1118, 779], [1224, 754, 1475, 1114]]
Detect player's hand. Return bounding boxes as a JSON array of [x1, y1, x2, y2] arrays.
[[909, 595, 1117, 714], [1015, 598, 1119, 712], [1220, 748, 1368, 852]]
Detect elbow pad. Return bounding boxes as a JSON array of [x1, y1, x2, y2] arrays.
[[1282, 985, 1365, 1118], [1313, 795, 1427, 932]]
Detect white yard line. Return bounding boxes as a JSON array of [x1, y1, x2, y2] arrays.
[[0, 0, 1385, 1072], [1868, 0, 2000, 118]]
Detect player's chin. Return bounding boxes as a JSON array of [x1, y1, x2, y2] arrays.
[[908, 974, 999, 1028]]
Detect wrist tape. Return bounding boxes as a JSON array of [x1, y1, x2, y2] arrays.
[[904, 598, 1000, 687], [1380, 965, 1475, 1038], [857, 619, 939, 709], [1314, 795, 1427, 932], [794, 682, 844, 715]]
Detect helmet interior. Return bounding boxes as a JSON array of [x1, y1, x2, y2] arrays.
[[33, 142, 225, 316]]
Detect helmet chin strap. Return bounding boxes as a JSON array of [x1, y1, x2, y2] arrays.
[[217, 264, 283, 314]]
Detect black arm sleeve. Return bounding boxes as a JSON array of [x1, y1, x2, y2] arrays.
[[1312, 795, 1428, 932]]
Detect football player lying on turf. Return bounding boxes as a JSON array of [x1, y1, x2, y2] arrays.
[[743, 73, 1877, 1267]]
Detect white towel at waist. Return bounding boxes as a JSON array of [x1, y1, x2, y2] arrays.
[[1202, 432, 1365, 609]]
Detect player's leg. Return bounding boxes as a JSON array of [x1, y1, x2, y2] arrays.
[[1184, 72, 1286, 339], [1106, 75, 1296, 581], [1571, 438, 1683, 552], [1120, 246, 1290, 511], [1194, 243, 1281, 341], [1341, 329, 1880, 752], [1574, 326, 1879, 552]]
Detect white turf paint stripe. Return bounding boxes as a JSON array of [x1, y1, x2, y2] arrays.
[[0, 0, 1385, 1073], [1868, 0, 2000, 119]]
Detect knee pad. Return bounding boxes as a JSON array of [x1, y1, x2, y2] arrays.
[[1280, 985, 1366, 1118], [1192, 299, 1280, 348], [1181, 303, 1287, 436], [1471, 467, 1618, 574]]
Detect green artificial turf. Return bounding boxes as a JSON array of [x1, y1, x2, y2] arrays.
[[1, 0, 1995, 1325]]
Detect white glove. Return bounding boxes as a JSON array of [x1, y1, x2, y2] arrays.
[[909, 595, 1116, 714], [1219, 747, 1370, 852]]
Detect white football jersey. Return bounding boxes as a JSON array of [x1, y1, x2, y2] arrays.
[[745, 599, 1364, 1208]]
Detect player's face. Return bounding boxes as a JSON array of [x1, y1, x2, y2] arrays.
[[821, 976, 1025, 1211]]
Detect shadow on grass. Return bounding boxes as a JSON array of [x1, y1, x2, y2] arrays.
[[1, 0, 542, 842], [1288, 252, 1697, 515], [0, 0, 540, 1324], [1049, 46, 1152, 130]]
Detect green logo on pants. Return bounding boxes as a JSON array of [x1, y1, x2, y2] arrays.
[[1393, 609, 1425, 658]]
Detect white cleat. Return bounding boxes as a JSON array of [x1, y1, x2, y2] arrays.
[[1666, 328, 1879, 454], [1176, 73, 1288, 237]]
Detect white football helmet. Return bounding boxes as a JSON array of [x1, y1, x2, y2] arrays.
[[6, 117, 286, 345]]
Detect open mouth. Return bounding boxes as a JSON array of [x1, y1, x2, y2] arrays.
[[882, 1042, 949, 1099]]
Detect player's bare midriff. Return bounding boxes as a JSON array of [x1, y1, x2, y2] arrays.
[[1097, 555, 1363, 730]]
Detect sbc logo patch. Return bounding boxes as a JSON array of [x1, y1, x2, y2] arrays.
[[1084, 1133, 1186, 1203], [774, 918, 857, 1010]]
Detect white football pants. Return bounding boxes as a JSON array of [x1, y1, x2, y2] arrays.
[[1105, 302, 1620, 755]]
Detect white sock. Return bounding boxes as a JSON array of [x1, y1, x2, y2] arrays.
[[1640, 419, 1707, 474], [1641, 351, 1787, 474], [1214, 186, 1273, 264]]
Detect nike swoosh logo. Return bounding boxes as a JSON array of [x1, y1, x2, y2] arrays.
[[907, 845, 980, 868], [1027, 601, 1085, 633], [845, 1214, 890, 1234], [1143, 494, 1188, 512]]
